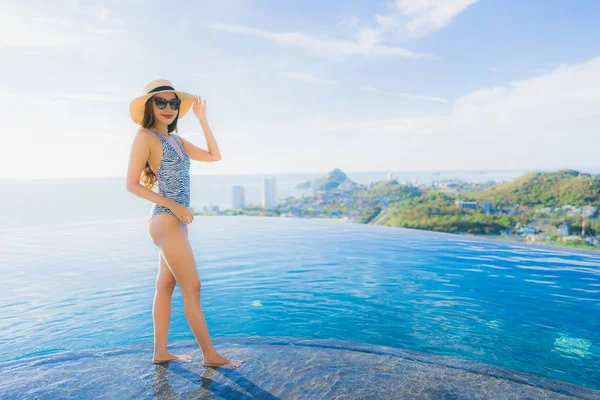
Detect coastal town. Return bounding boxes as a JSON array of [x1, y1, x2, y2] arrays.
[[198, 168, 600, 251]]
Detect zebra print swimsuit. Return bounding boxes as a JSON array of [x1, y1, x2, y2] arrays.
[[147, 128, 191, 228]]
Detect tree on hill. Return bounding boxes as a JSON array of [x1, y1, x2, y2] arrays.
[[467, 170, 600, 208], [381, 191, 516, 234], [359, 180, 421, 200]]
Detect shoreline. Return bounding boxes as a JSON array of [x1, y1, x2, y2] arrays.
[[311, 216, 600, 255], [457, 232, 600, 254]]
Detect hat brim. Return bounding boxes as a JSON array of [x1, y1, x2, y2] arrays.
[[129, 90, 195, 125]]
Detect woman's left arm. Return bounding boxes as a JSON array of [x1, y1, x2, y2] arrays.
[[181, 95, 222, 162]]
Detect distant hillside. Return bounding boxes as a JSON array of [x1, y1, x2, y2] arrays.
[[467, 169, 600, 207], [296, 168, 362, 192], [359, 180, 421, 200], [315, 168, 359, 191], [376, 191, 518, 234]]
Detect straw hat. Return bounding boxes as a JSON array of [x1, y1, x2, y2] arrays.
[[129, 79, 195, 125]]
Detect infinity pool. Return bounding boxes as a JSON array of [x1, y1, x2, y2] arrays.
[[0, 216, 598, 398]]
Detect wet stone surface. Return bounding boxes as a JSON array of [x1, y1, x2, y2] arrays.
[[1, 336, 598, 400]]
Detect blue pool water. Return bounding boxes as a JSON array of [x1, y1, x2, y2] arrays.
[[0, 216, 598, 393]]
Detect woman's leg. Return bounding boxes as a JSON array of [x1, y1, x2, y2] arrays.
[[149, 214, 242, 368], [152, 248, 193, 363]]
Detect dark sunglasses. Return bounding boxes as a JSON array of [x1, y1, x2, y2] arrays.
[[151, 96, 181, 110]]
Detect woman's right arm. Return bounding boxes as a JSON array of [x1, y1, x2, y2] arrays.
[[125, 129, 175, 209]]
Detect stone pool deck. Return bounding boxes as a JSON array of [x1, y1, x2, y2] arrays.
[[1, 336, 598, 399]]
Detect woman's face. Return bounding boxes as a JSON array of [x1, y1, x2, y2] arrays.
[[151, 92, 179, 125]]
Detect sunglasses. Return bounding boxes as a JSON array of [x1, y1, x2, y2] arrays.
[[151, 96, 181, 110]]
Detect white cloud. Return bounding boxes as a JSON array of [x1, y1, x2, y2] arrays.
[[281, 72, 336, 85], [206, 1, 476, 60], [3, 56, 598, 178], [350, 0, 478, 45], [394, 0, 479, 36], [206, 23, 433, 60], [0, 3, 138, 50], [374, 14, 398, 31], [86, 4, 111, 21], [0, 91, 127, 103], [361, 86, 449, 103], [301, 56, 600, 171]]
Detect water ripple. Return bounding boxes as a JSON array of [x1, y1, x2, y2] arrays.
[[0, 216, 598, 391]]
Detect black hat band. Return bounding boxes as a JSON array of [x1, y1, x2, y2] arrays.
[[148, 85, 175, 94]]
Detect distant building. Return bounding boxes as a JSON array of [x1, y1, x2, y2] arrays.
[[558, 222, 570, 236], [232, 185, 246, 210], [262, 177, 277, 208], [582, 206, 598, 217], [482, 202, 493, 213], [202, 203, 220, 212], [518, 226, 536, 234], [455, 201, 478, 210]]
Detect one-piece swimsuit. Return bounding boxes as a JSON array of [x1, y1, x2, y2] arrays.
[[147, 128, 191, 228]]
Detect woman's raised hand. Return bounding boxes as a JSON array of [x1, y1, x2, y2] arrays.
[[193, 95, 207, 121]]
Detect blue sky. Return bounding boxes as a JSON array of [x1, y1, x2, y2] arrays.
[[1, 0, 599, 179]]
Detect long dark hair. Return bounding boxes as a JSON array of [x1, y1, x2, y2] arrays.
[[140, 93, 180, 190]]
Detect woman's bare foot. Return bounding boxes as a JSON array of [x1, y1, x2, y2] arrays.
[[202, 353, 243, 369], [153, 352, 193, 364]]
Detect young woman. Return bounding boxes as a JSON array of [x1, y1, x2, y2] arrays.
[[126, 79, 242, 369]]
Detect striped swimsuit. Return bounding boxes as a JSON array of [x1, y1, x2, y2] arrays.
[[147, 128, 191, 228]]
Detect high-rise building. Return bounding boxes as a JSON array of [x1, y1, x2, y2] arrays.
[[232, 186, 245, 210], [262, 177, 277, 208]]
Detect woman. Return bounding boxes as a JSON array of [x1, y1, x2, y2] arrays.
[[126, 79, 242, 369]]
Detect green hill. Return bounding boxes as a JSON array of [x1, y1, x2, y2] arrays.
[[467, 169, 600, 207], [316, 168, 354, 191], [379, 191, 519, 234], [359, 180, 421, 200]]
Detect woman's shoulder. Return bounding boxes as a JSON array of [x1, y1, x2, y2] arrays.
[[134, 127, 156, 139], [136, 127, 153, 135], [130, 128, 158, 147]]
